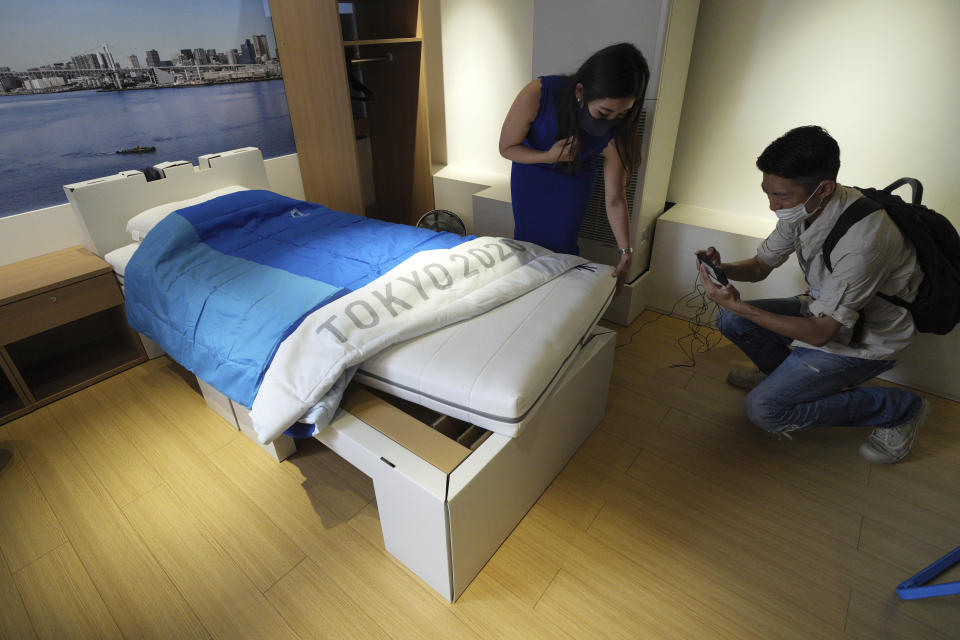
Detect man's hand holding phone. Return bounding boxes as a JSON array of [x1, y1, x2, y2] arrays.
[[696, 251, 729, 286], [696, 248, 742, 309]]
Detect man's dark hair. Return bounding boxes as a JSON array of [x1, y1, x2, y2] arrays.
[[756, 125, 841, 193]]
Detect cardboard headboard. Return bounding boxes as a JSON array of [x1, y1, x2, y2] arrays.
[[64, 147, 270, 256]]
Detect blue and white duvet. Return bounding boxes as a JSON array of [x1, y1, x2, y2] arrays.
[[125, 190, 587, 444]]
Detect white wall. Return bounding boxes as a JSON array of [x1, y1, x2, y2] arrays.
[[263, 153, 306, 203], [668, 0, 960, 225], [440, 0, 533, 175], [0, 153, 305, 267], [532, 0, 668, 99], [658, 0, 960, 400], [0, 203, 88, 268]]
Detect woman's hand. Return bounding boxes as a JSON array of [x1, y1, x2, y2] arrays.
[[612, 252, 632, 298], [547, 136, 578, 163]]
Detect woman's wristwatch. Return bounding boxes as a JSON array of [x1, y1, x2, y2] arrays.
[[618, 247, 633, 256]]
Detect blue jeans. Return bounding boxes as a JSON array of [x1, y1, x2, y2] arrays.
[[717, 297, 921, 434]]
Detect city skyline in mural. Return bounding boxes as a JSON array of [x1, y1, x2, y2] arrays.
[[0, 0, 296, 218], [1, 0, 276, 72]]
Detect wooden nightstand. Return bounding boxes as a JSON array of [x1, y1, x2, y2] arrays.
[[0, 246, 147, 425]]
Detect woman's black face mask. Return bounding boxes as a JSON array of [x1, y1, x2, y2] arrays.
[[578, 103, 620, 137]]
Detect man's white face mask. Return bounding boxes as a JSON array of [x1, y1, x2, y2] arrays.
[[775, 181, 826, 224]]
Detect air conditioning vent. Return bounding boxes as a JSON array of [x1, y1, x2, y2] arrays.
[[579, 109, 648, 245]]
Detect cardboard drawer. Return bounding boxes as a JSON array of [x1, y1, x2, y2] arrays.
[[341, 387, 490, 475], [0, 274, 122, 344]]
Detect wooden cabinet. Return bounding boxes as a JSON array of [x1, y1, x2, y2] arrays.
[[271, 0, 434, 225], [0, 247, 147, 425]]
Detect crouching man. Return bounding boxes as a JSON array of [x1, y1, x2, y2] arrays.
[[697, 125, 928, 463]]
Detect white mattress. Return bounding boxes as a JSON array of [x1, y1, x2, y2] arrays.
[[104, 242, 139, 288], [105, 244, 616, 437], [356, 263, 615, 437]]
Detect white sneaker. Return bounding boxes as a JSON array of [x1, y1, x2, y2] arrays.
[[726, 367, 768, 391], [859, 400, 929, 464]]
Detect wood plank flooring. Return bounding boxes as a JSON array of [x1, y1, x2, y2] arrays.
[[0, 310, 957, 639]]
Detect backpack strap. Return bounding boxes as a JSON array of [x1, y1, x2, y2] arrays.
[[882, 177, 923, 205], [822, 197, 883, 272], [821, 196, 884, 347]]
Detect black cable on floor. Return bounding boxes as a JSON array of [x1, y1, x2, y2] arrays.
[[615, 272, 723, 368], [670, 273, 723, 368]]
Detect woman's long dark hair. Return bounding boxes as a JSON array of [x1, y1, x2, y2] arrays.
[[556, 43, 650, 175]]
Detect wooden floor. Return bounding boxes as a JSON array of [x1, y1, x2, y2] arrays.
[[1, 310, 958, 639]]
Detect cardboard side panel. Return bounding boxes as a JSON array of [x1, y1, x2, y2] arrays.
[[197, 378, 238, 429], [232, 400, 297, 463], [446, 329, 616, 599], [318, 410, 453, 598], [373, 469, 452, 599]]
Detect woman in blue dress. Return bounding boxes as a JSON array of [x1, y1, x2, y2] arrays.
[[499, 43, 649, 293]]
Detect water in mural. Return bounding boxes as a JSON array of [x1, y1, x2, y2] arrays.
[[0, 82, 296, 217]]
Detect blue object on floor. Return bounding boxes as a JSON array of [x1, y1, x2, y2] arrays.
[[896, 546, 960, 600]]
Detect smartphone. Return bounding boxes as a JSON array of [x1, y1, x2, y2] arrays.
[[697, 253, 729, 286]]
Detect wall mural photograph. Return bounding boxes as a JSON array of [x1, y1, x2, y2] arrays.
[[0, 0, 296, 218]]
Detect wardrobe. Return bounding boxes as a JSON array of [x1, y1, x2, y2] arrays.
[[270, 0, 434, 225]]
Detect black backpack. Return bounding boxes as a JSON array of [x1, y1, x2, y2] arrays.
[[822, 178, 960, 337]]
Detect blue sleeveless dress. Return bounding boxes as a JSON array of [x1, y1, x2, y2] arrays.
[[511, 75, 616, 255]]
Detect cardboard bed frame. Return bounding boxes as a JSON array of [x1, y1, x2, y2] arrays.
[[64, 148, 617, 601]]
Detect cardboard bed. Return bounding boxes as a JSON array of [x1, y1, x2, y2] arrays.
[[65, 147, 617, 601]]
